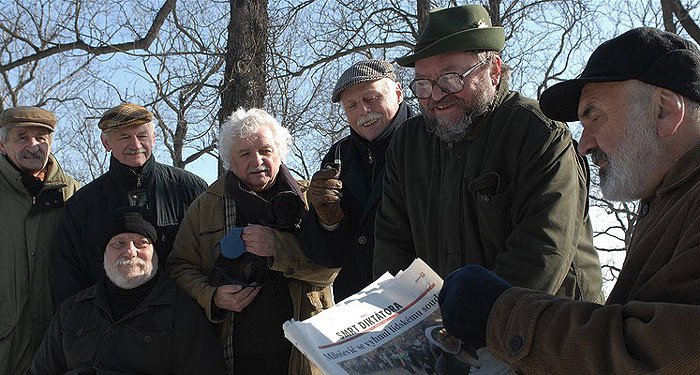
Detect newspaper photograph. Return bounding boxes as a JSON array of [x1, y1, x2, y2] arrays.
[[283, 259, 516, 375]]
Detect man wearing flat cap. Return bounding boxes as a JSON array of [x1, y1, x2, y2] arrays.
[[373, 5, 603, 302], [31, 206, 226, 374], [0, 106, 79, 375], [301, 59, 416, 301], [51, 102, 208, 306], [438, 27, 700, 373]]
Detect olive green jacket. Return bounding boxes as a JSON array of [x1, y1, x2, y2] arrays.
[[0, 154, 79, 375], [373, 84, 603, 302], [167, 173, 338, 375], [487, 141, 700, 374]]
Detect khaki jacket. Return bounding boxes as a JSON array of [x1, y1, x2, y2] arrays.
[[167, 173, 338, 375], [0, 154, 79, 375], [374, 84, 603, 302], [487, 142, 700, 374]]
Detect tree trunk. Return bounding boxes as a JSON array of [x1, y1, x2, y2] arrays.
[[218, 0, 269, 175], [416, 0, 431, 34]]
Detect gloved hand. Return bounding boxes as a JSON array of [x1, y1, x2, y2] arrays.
[[438, 265, 512, 348], [308, 166, 344, 226]]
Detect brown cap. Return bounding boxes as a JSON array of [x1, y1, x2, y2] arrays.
[[98, 103, 153, 132], [0, 106, 57, 132]]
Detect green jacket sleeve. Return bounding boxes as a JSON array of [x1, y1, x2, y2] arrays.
[[269, 229, 339, 288], [372, 129, 416, 278]]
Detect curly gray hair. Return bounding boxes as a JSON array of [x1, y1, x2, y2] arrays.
[[219, 108, 292, 170]]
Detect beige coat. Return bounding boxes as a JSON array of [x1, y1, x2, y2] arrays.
[[167, 174, 338, 375], [486, 142, 700, 374]]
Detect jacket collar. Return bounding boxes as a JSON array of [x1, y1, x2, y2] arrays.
[[108, 154, 156, 190], [655, 140, 700, 197], [0, 153, 69, 194], [76, 272, 175, 321]]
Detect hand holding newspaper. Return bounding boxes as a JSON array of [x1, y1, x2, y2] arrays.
[[284, 259, 516, 374]]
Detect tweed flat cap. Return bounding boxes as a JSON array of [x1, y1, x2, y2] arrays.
[[331, 60, 396, 102], [0, 106, 56, 132], [541, 27, 700, 122], [98, 103, 154, 131]]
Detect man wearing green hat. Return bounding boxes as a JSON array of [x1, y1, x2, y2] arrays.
[[0, 106, 79, 375], [438, 27, 700, 374], [373, 5, 603, 303]]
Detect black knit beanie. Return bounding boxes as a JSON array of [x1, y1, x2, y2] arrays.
[[103, 206, 157, 251]]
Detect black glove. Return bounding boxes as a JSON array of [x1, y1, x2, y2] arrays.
[[438, 265, 512, 348]]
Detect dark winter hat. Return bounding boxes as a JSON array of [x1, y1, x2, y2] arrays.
[[396, 5, 504, 67], [0, 106, 56, 132], [98, 103, 154, 132], [540, 27, 700, 122], [332, 59, 397, 102], [103, 206, 157, 251]]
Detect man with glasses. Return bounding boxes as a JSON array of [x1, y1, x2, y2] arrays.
[[373, 5, 603, 304]]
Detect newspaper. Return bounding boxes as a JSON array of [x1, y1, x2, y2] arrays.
[[284, 259, 516, 375]]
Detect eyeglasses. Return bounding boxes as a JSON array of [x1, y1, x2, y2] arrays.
[[409, 60, 486, 99]]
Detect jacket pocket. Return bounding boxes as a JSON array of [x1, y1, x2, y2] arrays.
[[468, 172, 512, 265], [62, 321, 101, 367]]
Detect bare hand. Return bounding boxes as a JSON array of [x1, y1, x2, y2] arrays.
[[213, 284, 260, 312], [242, 224, 275, 257]]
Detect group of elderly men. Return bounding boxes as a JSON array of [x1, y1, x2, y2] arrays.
[[4, 2, 700, 374]]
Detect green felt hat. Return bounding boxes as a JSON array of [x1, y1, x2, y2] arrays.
[[396, 5, 505, 67]]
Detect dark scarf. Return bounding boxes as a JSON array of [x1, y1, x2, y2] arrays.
[[3, 155, 46, 196], [104, 270, 160, 321], [210, 164, 304, 288]]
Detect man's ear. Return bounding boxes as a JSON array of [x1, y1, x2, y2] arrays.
[[395, 82, 404, 104], [0, 141, 6, 155], [656, 88, 685, 138], [490, 56, 502, 87], [100, 132, 111, 151]]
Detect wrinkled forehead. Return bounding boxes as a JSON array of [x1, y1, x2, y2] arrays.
[[8, 126, 53, 137]]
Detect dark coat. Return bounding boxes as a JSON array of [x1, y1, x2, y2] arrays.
[[374, 83, 603, 303], [301, 102, 416, 301], [29, 273, 226, 374], [51, 155, 207, 307], [487, 142, 700, 374]]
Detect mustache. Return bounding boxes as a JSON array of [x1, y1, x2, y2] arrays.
[[124, 148, 147, 155], [428, 96, 462, 110], [357, 113, 382, 127], [20, 148, 46, 159], [248, 165, 270, 173], [590, 148, 608, 166], [116, 258, 146, 267]]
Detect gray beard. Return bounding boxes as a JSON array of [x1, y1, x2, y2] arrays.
[[596, 102, 662, 201], [423, 89, 495, 143], [104, 253, 158, 289]]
